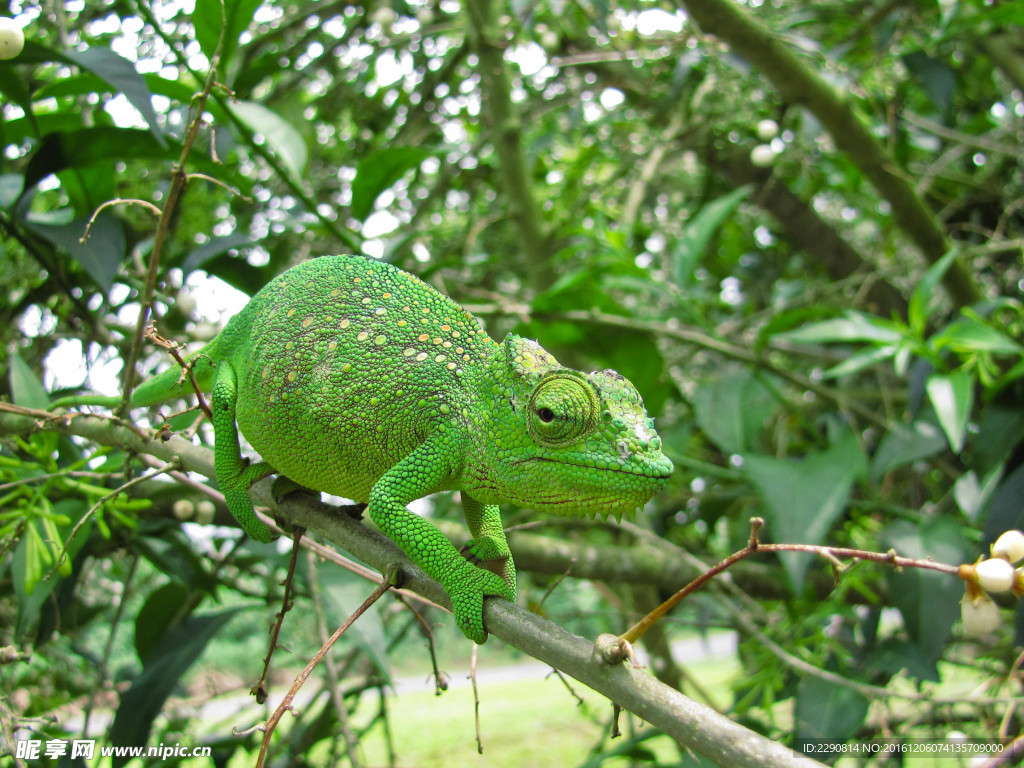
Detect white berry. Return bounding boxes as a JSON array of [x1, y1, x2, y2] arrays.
[[756, 119, 779, 141], [750, 144, 776, 168], [976, 557, 1014, 593], [0, 18, 25, 60], [961, 593, 1001, 636], [992, 530, 1024, 564]]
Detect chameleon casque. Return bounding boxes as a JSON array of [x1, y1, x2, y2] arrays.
[[112, 255, 674, 643]]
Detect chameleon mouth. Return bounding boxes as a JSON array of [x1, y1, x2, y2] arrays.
[[520, 456, 673, 481]]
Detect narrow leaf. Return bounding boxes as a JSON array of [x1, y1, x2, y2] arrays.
[[194, 0, 263, 71], [925, 370, 972, 452], [908, 249, 959, 337], [776, 312, 903, 345], [673, 185, 750, 287], [109, 608, 247, 764]]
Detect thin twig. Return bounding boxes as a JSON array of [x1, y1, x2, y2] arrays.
[[251, 527, 305, 704], [255, 573, 395, 768]]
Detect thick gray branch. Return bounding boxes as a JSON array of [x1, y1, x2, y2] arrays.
[[0, 407, 821, 767]]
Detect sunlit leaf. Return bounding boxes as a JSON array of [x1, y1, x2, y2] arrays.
[[231, 100, 309, 182], [908, 249, 959, 337], [925, 370, 972, 452], [673, 185, 750, 287]]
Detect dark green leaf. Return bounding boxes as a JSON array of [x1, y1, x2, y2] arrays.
[[109, 608, 246, 763], [925, 370, 972, 452], [795, 676, 870, 743], [182, 234, 257, 274], [24, 212, 125, 293], [903, 51, 955, 116], [880, 518, 967, 669], [743, 430, 864, 592], [931, 316, 1024, 355], [351, 147, 435, 222], [870, 421, 946, 482], [673, 185, 750, 287], [135, 582, 193, 664], [63, 48, 166, 145]]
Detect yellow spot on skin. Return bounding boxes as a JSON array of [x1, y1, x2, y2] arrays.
[[441, 325, 451, 332], [342, 363, 352, 372], [328, 341, 337, 351], [415, 352, 428, 361], [287, 371, 297, 382], [374, 335, 386, 345], [362, 297, 372, 305], [357, 332, 369, 341], [398, 319, 408, 327], [262, 369, 269, 378], [442, 341, 452, 348], [463, 354, 471, 361], [330, 288, 340, 297], [340, 319, 351, 329], [302, 317, 312, 328], [403, 348, 417, 357], [418, 333, 430, 342], [447, 362, 457, 370], [382, 292, 392, 299], [285, 342, 293, 350], [452, 330, 461, 338], [287, 309, 296, 317], [435, 355, 446, 363], [375, 308, 386, 316], [354, 277, 362, 283], [432, 338, 442, 345]]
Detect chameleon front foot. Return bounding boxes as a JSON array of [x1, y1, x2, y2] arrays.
[[461, 534, 517, 595], [446, 562, 516, 644]]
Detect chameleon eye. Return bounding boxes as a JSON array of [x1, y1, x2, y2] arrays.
[[527, 373, 599, 447]]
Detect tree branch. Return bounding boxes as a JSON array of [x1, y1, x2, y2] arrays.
[[464, 0, 555, 291], [0, 404, 820, 768], [677, 0, 983, 307]]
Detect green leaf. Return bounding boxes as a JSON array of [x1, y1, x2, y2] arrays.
[[63, 48, 166, 145], [925, 370, 972, 452], [134, 582, 193, 664], [870, 421, 946, 482], [743, 431, 864, 592], [775, 312, 903, 345], [795, 676, 870, 744], [880, 518, 967, 670], [109, 608, 246, 764], [351, 146, 435, 222], [24, 212, 125, 293], [908, 249, 959, 337], [903, 51, 956, 116], [931, 316, 1024, 355], [821, 344, 897, 379], [231, 100, 308, 182], [672, 185, 750, 287], [692, 371, 778, 454], [10, 351, 51, 409], [193, 0, 263, 71], [22, 127, 174, 194]]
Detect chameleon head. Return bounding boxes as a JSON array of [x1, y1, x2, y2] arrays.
[[474, 335, 674, 518]]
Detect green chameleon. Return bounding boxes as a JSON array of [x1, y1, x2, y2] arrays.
[[74, 256, 674, 642]]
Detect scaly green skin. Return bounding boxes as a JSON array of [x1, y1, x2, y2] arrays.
[[106, 256, 674, 643]]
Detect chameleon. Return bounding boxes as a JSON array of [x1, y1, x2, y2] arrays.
[[71, 255, 674, 643]]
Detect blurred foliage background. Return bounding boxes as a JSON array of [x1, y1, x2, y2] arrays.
[[1, 0, 1023, 765]]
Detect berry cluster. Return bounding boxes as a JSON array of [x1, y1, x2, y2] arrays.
[[959, 530, 1024, 636]]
